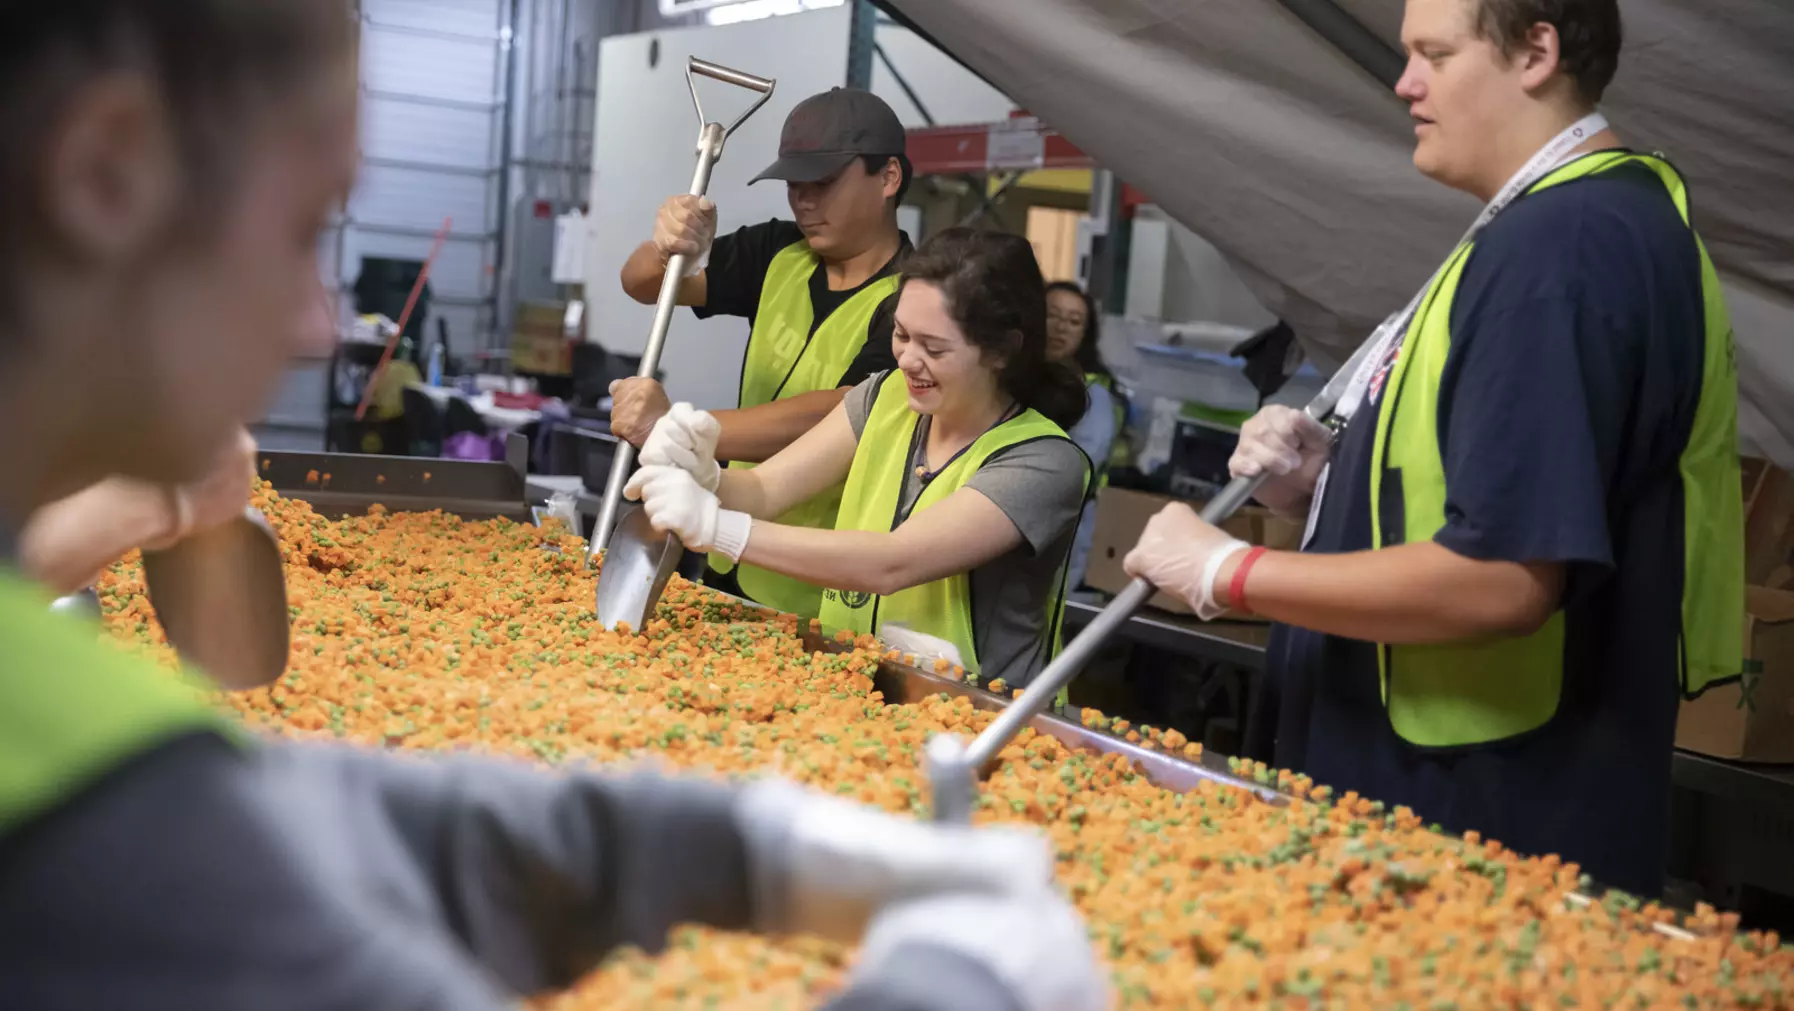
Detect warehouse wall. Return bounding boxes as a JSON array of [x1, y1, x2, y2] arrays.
[[1130, 209, 1279, 331], [870, 22, 1015, 127], [584, 5, 856, 411]]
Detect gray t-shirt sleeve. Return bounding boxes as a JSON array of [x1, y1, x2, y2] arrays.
[[844, 371, 891, 440], [964, 438, 1089, 556]]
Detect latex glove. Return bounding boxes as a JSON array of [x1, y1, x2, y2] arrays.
[[623, 465, 751, 562], [145, 428, 258, 551], [653, 194, 716, 278], [733, 778, 1054, 945], [845, 890, 1111, 1011], [640, 402, 722, 491], [608, 377, 673, 447], [1229, 405, 1332, 515], [1122, 502, 1248, 620]]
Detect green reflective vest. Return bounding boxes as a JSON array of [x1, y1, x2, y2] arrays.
[[710, 240, 901, 619], [0, 570, 237, 836], [819, 372, 1089, 684], [1368, 151, 1744, 748]]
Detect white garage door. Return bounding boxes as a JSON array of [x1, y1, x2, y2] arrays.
[[269, 0, 508, 444], [337, 0, 506, 357]]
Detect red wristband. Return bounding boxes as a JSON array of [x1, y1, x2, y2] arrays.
[[1228, 546, 1269, 615]]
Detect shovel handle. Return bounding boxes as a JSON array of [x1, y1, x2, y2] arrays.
[[587, 127, 719, 559], [588, 60, 774, 561]]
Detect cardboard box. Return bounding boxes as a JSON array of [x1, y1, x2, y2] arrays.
[[1083, 486, 1296, 617], [1742, 457, 1794, 589], [1675, 586, 1794, 763], [509, 302, 572, 376], [1674, 457, 1794, 763]]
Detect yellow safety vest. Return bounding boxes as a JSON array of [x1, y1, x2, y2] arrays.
[[711, 240, 902, 619], [1368, 152, 1744, 748], [819, 372, 1089, 683], [0, 571, 238, 836]]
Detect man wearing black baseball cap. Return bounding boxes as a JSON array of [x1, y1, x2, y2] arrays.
[[615, 87, 912, 620]]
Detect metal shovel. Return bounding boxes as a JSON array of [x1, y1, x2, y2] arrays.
[[141, 507, 291, 690], [589, 57, 774, 630], [49, 507, 291, 690], [594, 503, 686, 632], [927, 332, 1385, 823]]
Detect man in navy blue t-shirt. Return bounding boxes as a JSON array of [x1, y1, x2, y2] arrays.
[[1125, 0, 1743, 898]]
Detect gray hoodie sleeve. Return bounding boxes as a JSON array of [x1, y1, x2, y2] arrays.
[[0, 732, 1027, 1011], [0, 732, 753, 1011], [273, 740, 758, 990]]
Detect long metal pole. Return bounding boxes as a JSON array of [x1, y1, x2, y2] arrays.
[[587, 123, 726, 558], [930, 330, 1382, 822], [927, 484, 1263, 823]]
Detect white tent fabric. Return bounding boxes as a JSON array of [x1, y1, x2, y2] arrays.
[[885, 0, 1794, 465]]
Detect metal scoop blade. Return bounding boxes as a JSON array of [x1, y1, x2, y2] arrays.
[[595, 504, 683, 631]]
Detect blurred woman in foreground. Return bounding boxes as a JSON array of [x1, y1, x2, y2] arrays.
[[0, 5, 1103, 1010]]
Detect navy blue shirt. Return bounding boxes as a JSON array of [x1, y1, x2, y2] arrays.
[[1262, 154, 1709, 897]]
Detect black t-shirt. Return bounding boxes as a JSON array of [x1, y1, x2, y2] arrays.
[[692, 219, 908, 391], [1260, 156, 1710, 898]]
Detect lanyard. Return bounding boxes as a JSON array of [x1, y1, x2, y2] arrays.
[[910, 399, 1021, 486], [1300, 112, 1609, 550], [1331, 111, 1609, 423]]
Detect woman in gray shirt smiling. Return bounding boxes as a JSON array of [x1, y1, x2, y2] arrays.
[[629, 229, 1091, 688]]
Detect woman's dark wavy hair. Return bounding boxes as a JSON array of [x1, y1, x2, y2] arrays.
[[898, 228, 1088, 431], [1045, 280, 1111, 382]]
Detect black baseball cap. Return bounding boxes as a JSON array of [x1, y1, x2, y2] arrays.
[[749, 87, 907, 185]]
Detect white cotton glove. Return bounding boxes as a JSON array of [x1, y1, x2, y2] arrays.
[[849, 890, 1112, 1011], [622, 465, 751, 561], [652, 194, 716, 278], [639, 402, 722, 492], [733, 778, 1054, 945], [1229, 405, 1333, 515], [1122, 502, 1248, 620]]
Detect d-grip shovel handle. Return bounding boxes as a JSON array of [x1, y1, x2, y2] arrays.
[[689, 58, 775, 95], [587, 58, 775, 561]]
